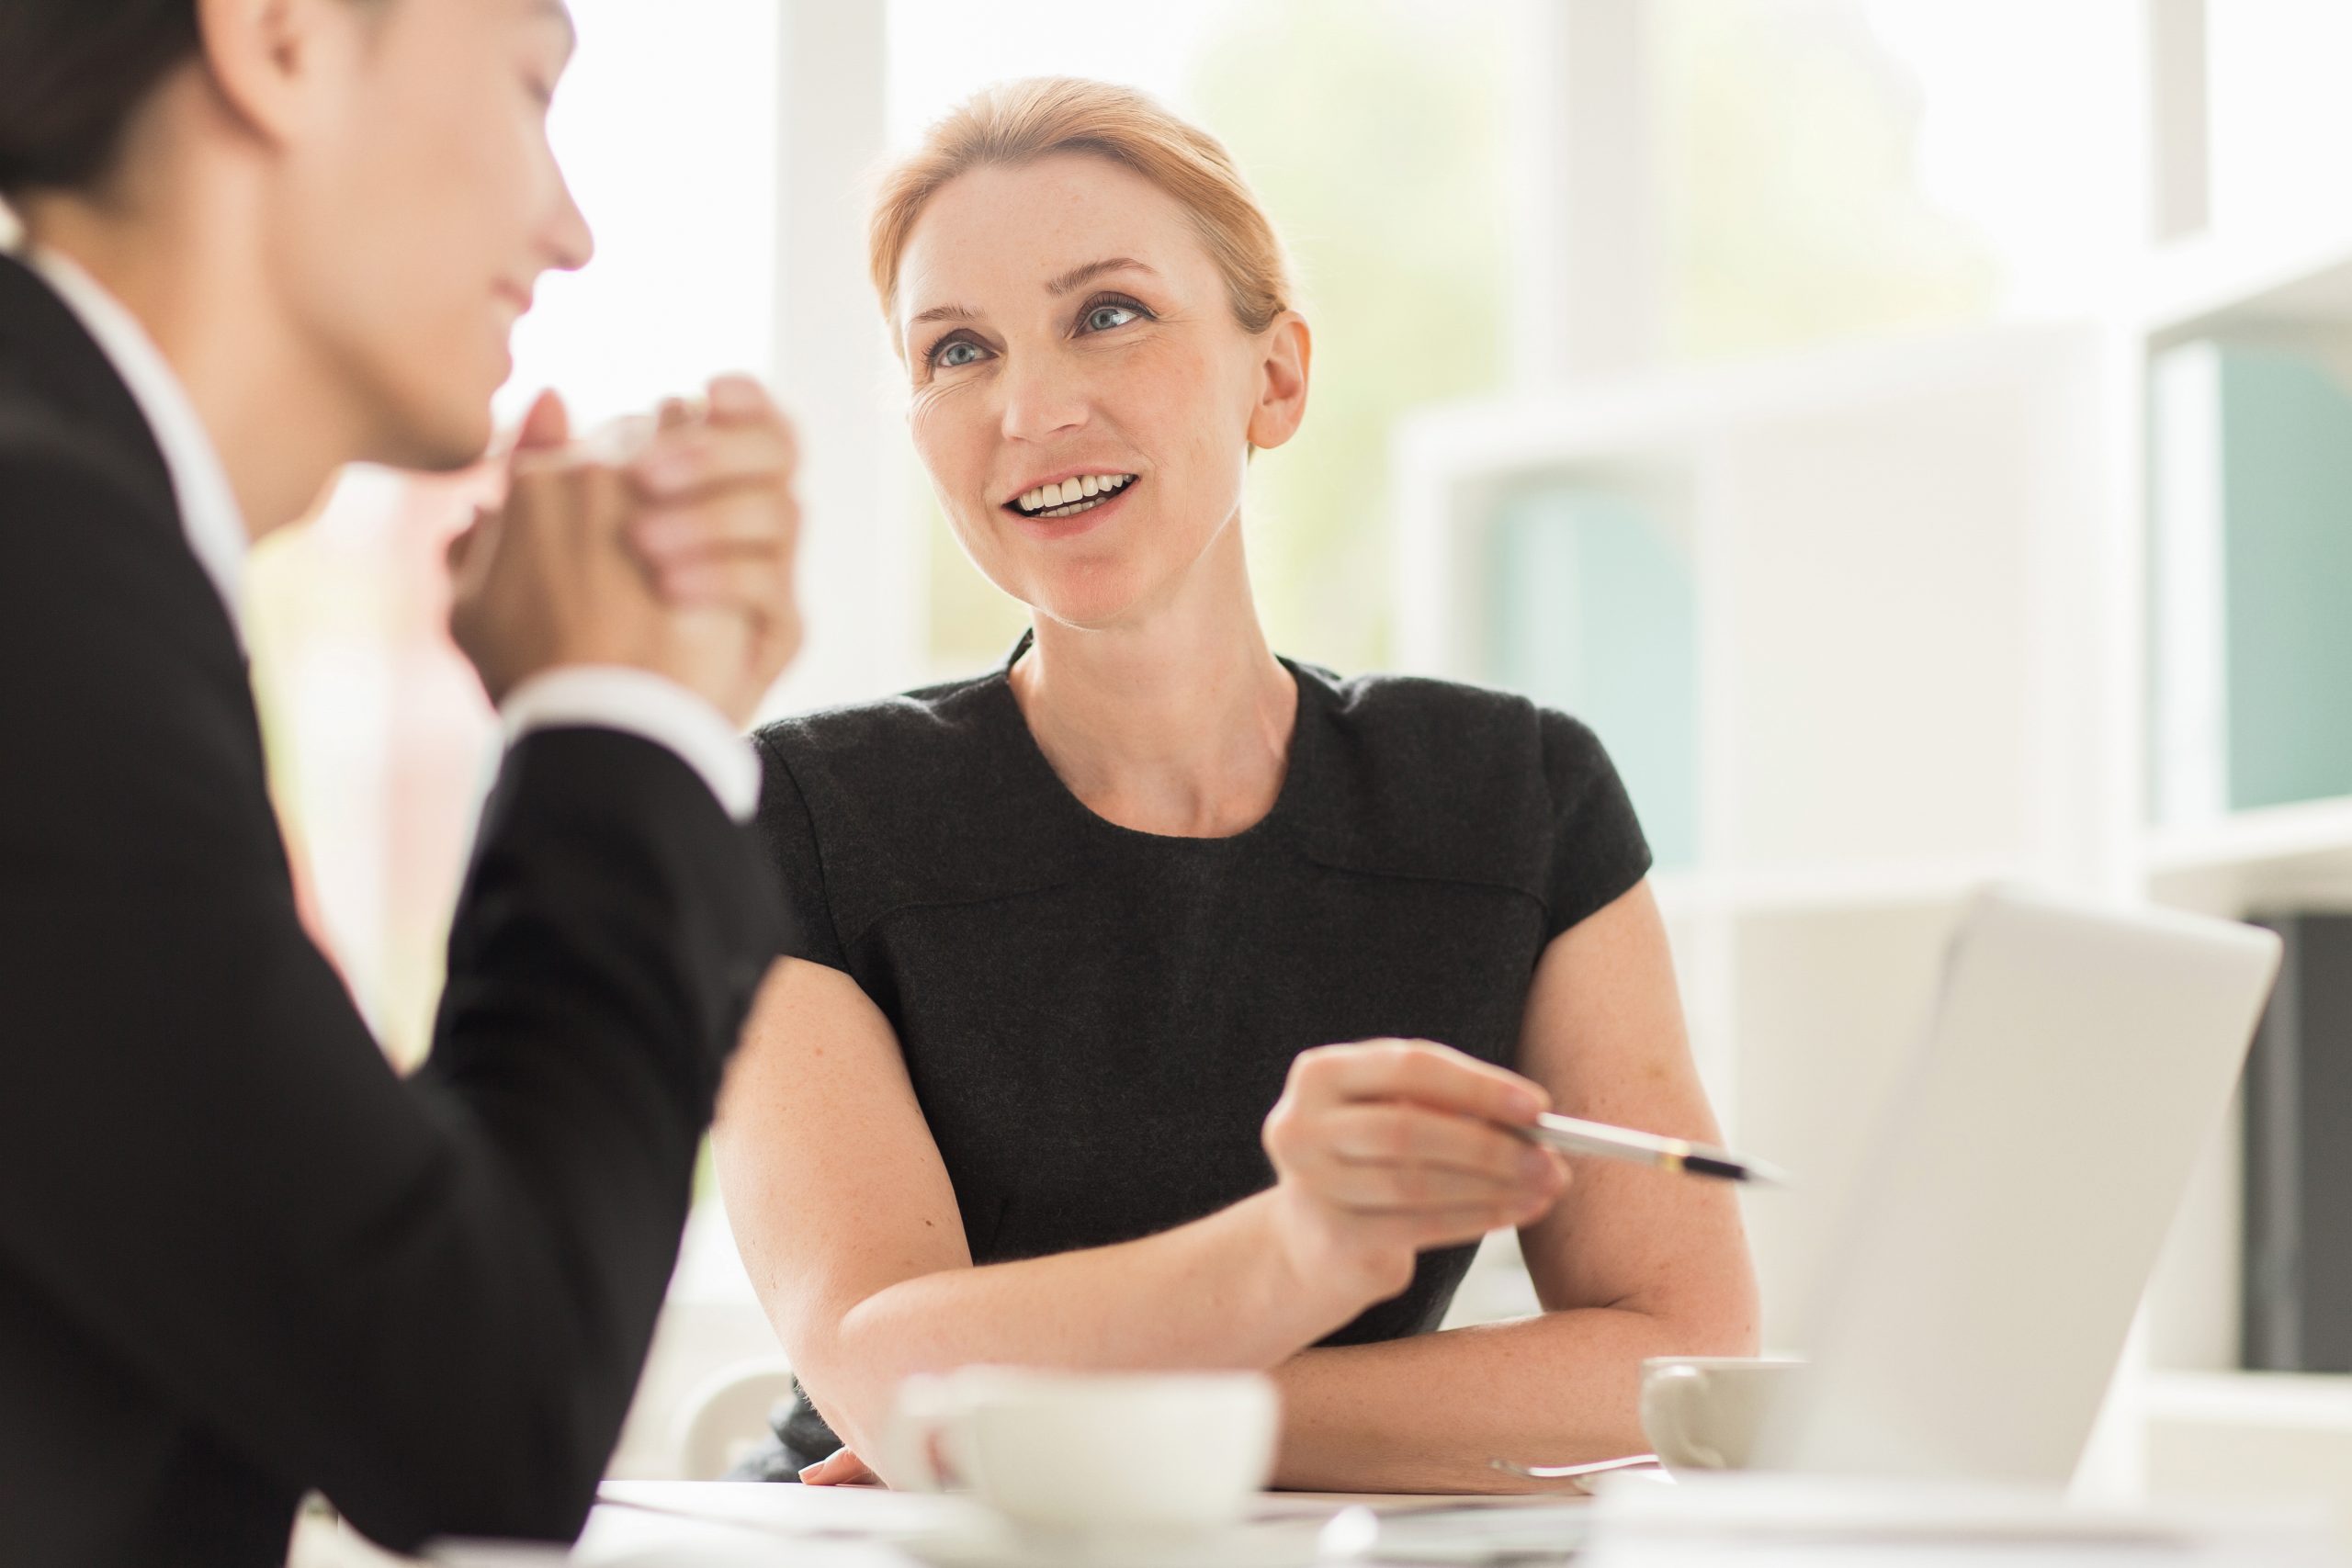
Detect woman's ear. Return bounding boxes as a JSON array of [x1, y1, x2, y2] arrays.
[[1245, 311, 1312, 452]]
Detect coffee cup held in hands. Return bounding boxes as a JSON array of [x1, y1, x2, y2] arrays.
[[885, 1368, 1278, 1536], [1638, 1355, 1805, 1474]]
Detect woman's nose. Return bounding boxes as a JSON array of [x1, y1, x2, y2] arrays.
[[997, 356, 1090, 443]]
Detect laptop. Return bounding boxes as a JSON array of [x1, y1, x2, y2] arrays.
[[1330, 887, 2281, 1563], [1756, 884, 2283, 1483]]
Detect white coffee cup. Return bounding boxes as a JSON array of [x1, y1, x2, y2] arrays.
[[1638, 1355, 1805, 1474], [885, 1367, 1279, 1536]]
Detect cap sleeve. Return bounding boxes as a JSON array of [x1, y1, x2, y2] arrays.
[[1537, 709, 1653, 939], [751, 731, 851, 971]]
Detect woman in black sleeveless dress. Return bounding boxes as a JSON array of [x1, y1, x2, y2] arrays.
[[715, 77, 1758, 1494]]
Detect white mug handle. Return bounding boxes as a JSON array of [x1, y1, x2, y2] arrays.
[[882, 1373, 967, 1494], [1642, 1363, 1730, 1470]]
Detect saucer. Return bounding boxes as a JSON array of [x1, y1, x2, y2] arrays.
[[897, 1517, 1328, 1568]]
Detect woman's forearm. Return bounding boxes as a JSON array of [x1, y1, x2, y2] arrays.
[[1269, 1303, 1755, 1494], [806, 1189, 1365, 1467]]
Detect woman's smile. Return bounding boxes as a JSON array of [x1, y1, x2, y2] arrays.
[[1001, 470, 1141, 536]]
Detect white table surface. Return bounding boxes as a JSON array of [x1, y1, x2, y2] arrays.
[[315, 1480, 1587, 1567], [310, 1478, 2351, 1568]]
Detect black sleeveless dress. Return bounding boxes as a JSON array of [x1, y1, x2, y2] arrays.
[[737, 645, 1650, 1474]]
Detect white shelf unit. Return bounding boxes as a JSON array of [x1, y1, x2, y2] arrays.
[[2142, 1371, 2352, 1536], [1391, 231, 2352, 1495], [1396, 319, 2128, 1305], [2136, 217, 2352, 345]]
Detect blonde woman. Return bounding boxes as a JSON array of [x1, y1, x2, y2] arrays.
[[717, 77, 1757, 1493]]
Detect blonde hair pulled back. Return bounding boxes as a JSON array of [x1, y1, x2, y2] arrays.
[[869, 76, 1295, 355]]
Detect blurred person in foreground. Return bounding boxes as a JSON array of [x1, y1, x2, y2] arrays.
[[717, 77, 1757, 1495], [0, 1, 803, 1562]]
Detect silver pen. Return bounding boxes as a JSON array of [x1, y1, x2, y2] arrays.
[[1512, 1111, 1790, 1185]]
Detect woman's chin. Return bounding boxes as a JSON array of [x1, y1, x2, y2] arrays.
[[1022, 568, 1156, 632]]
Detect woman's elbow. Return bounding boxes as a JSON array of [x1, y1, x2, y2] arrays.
[[1648, 1273, 1762, 1359], [1680, 1311, 1761, 1359], [784, 1308, 903, 1462]]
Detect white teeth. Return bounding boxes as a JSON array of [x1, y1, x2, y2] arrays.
[[1009, 474, 1136, 515]]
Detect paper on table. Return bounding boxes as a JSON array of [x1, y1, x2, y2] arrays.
[[430, 1546, 574, 1568], [593, 1479, 983, 1540], [1340, 1501, 1597, 1565], [1249, 1492, 1597, 1520], [469, 1506, 792, 1568]]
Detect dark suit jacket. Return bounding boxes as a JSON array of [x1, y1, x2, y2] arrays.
[[0, 251, 785, 1566]]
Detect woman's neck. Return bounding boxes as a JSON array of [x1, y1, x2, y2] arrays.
[[1009, 525, 1296, 839]]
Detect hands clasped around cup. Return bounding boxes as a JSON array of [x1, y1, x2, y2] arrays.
[[447, 374, 804, 727], [1262, 1040, 1570, 1308]]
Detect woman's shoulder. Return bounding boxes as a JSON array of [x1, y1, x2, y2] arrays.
[[750, 668, 1072, 933], [1288, 661, 1645, 922], [752, 668, 1012, 799], [1297, 662, 1611, 791]]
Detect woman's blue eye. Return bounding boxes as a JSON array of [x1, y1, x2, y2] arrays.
[[1085, 303, 1139, 333], [935, 340, 985, 368]]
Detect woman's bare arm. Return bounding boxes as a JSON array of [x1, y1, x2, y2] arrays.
[[1266, 880, 1760, 1492], [713, 958, 1566, 1482]]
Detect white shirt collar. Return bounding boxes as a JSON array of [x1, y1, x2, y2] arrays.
[[18, 245, 250, 647]]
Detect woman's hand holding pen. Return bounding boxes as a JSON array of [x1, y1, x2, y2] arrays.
[[1261, 1040, 1571, 1310], [798, 1043, 1569, 1490]]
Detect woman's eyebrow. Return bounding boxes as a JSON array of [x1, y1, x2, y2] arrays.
[[1044, 257, 1159, 296], [906, 259, 1155, 331], [910, 303, 979, 328]]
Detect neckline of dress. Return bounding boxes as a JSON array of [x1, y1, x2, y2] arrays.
[[989, 629, 1318, 847]]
